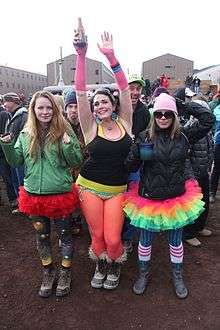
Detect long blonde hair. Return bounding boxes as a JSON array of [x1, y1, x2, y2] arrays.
[[24, 90, 73, 158], [149, 112, 181, 140]]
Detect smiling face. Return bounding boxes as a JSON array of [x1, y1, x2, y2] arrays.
[[129, 82, 142, 108], [34, 96, 53, 125], [93, 93, 114, 120], [154, 111, 174, 129]]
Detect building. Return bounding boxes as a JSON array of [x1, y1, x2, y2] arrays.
[[0, 65, 47, 98], [47, 54, 114, 87], [193, 64, 220, 84], [142, 53, 193, 81]]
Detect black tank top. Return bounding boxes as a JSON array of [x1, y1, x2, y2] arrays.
[[80, 127, 132, 186]]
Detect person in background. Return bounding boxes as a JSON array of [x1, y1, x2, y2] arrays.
[[209, 91, 220, 203], [160, 74, 169, 89], [64, 88, 87, 235], [124, 93, 214, 299], [122, 74, 151, 253], [0, 109, 17, 208], [192, 76, 201, 94], [183, 96, 214, 246], [0, 91, 82, 298], [73, 18, 132, 290], [3, 92, 28, 211]]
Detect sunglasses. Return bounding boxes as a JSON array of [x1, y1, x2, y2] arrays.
[[153, 111, 174, 119]]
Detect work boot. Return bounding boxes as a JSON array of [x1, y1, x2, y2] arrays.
[[171, 264, 188, 299], [198, 228, 212, 237], [185, 237, 201, 247], [38, 267, 56, 298], [56, 268, 71, 297], [91, 259, 107, 289], [103, 262, 121, 290], [133, 263, 150, 295]]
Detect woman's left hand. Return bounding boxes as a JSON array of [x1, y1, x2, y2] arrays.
[[62, 132, 70, 144], [97, 31, 114, 56]]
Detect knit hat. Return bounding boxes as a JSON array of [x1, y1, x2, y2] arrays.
[[152, 87, 169, 98], [3, 92, 21, 104], [153, 93, 178, 114], [64, 89, 77, 109]]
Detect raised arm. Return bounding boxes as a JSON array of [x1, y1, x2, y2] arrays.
[[98, 32, 132, 133], [73, 18, 95, 144]]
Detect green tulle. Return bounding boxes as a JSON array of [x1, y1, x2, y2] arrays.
[[124, 199, 205, 232]]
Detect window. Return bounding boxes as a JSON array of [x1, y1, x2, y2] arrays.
[[27, 73, 29, 78], [0, 82, 3, 87], [0, 69, 2, 74], [12, 82, 15, 88], [18, 83, 20, 89], [12, 71, 14, 77], [17, 72, 20, 77], [165, 65, 172, 69], [22, 73, 24, 78], [95, 69, 99, 75], [31, 75, 33, 80], [6, 82, 9, 88]]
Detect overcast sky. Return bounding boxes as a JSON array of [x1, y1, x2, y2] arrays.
[[0, 0, 219, 77]]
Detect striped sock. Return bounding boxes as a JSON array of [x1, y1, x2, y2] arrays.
[[138, 242, 152, 262], [169, 243, 184, 264]]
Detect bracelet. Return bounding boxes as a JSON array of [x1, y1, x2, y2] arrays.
[[111, 63, 122, 74]]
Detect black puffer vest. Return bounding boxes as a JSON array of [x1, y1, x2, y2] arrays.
[[138, 130, 189, 200]]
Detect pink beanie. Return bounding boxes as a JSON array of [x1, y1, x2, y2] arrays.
[[153, 93, 177, 114]]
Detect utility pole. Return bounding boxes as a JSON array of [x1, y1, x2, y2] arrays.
[[58, 46, 65, 86]]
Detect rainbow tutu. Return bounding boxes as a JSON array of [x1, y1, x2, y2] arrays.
[[123, 179, 204, 232]]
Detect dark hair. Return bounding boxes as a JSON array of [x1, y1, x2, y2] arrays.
[[90, 88, 120, 114]]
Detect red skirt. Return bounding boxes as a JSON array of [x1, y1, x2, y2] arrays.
[[19, 185, 78, 219]]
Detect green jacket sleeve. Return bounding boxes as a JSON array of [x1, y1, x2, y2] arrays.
[[0, 135, 24, 167], [61, 132, 83, 168]]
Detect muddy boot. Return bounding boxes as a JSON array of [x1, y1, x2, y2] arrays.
[[91, 259, 107, 289], [56, 268, 71, 297], [38, 267, 56, 298], [171, 263, 188, 299], [133, 262, 150, 295], [103, 262, 121, 290]]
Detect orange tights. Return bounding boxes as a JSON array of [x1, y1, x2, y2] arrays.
[[80, 190, 124, 260]]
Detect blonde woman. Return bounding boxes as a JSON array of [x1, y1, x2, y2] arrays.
[[0, 91, 82, 298]]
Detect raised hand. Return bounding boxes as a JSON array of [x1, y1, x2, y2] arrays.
[[62, 132, 70, 144], [0, 133, 12, 143], [73, 17, 88, 55], [97, 31, 114, 56]]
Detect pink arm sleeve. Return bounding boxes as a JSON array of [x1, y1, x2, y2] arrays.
[[75, 54, 86, 91], [105, 52, 128, 91]]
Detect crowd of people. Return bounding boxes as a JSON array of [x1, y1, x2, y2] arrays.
[[0, 18, 218, 300]]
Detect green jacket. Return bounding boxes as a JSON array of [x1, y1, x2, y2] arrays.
[[1, 131, 82, 194]]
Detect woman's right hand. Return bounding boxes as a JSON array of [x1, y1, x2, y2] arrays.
[[73, 17, 88, 56], [0, 133, 12, 143]]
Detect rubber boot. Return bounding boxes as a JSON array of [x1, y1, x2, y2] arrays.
[[56, 268, 71, 297], [39, 267, 56, 298], [103, 262, 121, 290], [91, 259, 107, 289], [133, 262, 150, 295], [171, 263, 188, 299]]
